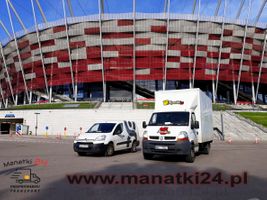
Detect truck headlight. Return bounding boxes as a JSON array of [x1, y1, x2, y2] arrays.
[[95, 135, 106, 141], [177, 131, 189, 141], [74, 140, 77, 144], [143, 131, 148, 141]]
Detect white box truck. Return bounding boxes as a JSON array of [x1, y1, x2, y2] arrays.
[[142, 88, 213, 163]]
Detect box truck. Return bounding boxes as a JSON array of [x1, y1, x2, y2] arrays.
[[142, 88, 213, 163]]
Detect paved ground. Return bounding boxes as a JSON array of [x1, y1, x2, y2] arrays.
[[0, 135, 266, 200]]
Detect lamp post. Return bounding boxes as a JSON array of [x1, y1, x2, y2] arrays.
[[34, 112, 40, 136]]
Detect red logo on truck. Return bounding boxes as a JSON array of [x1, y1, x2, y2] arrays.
[[159, 127, 169, 135]]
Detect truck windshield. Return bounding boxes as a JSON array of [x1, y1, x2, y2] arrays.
[[148, 112, 189, 126], [86, 123, 116, 133]]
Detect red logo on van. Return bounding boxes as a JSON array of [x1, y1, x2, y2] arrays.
[[159, 127, 169, 135]]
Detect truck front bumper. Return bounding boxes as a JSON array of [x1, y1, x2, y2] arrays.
[[73, 142, 107, 154], [142, 140, 192, 156]]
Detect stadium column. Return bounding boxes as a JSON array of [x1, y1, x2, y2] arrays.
[[132, 0, 136, 107], [215, 0, 227, 103], [236, 0, 252, 104], [0, 83, 7, 108], [0, 42, 15, 105], [74, 47, 78, 102], [30, 0, 49, 101], [163, 0, 170, 91], [98, 0, 106, 102], [62, 0, 75, 100], [255, 30, 267, 102], [5, 0, 30, 104], [192, 0, 201, 88]]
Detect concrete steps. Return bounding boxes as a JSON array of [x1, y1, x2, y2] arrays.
[[213, 111, 267, 141]]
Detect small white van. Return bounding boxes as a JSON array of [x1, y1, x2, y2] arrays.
[[74, 121, 140, 156], [142, 88, 213, 163]]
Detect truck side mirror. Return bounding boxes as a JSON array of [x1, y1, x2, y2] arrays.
[[191, 121, 199, 129], [194, 121, 199, 129], [142, 121, 147, 129]]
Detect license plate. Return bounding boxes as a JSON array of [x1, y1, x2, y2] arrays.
[[155, 145, 168, 150], [79, 144, 89, 148]]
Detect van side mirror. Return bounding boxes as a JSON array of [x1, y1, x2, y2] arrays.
[[142, 121, 147, 129], [114, 129, 122, 135]]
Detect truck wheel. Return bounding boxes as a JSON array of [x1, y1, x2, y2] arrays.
[[105, 143, 114, 156], [143, 153, 153, 160], [78, 152, 86, 156], [131, 141, 137, 152], [185, 148, 195, 163], [202, 143, 211, 155]]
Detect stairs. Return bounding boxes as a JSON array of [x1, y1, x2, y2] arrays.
[[213, 111, 267, 141]]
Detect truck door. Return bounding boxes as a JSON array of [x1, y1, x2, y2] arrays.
[[191, 112, 199, 152]]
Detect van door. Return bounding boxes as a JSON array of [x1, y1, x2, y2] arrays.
[[190, 112, 199, 152], [112, 123, 127, 151]]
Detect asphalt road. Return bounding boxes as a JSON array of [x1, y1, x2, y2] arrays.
[[0, 136, 266, 200]]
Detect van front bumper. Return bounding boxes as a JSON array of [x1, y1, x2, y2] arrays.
[[73, 142, 107, 154], [142, 140, 192, 155]]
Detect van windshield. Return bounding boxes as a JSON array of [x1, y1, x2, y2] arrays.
[[86, 123, 116, 133], [148, 112, 189, 126]]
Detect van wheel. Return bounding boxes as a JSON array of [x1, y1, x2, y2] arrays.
[[105, 143, 114, 156], [143, 153, 153, 160], [202, 143, 211, 155], [131, 141, 137, 152], [185, 148, 195, 163], [78, 152, 86, 156]]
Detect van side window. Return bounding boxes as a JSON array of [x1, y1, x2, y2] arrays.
[[132, 122, 136, 130], [114, 123, 123, 135]]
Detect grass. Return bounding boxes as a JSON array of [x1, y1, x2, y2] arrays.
[[136, 102, 155, 109], [212, 103, 232, 111], [136, 102, 232, 111], [237, 112, 267, 128], [3, 102, 97, 110]]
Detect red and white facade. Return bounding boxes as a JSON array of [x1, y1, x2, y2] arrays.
[[0, 13, 267, 105]]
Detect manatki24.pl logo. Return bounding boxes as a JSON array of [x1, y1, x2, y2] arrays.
[[9, 168, 41, 193]]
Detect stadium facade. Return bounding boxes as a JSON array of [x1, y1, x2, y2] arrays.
[[0, 0, 267, 106]]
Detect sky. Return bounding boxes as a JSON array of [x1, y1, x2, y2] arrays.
[[0, 0, 266, 43]]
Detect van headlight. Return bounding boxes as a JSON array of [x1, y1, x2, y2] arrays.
[[95, 135, 106, 141]]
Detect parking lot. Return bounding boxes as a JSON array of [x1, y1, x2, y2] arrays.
[[0, 136, 267, 200]]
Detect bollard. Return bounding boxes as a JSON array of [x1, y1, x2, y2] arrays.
[[64, 127, 67, 138], [255, 135, 259, 144], [227, 135, 232, 144], [220, 111, 224, 140]]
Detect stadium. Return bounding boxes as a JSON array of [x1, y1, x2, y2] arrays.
[[0, 0, 266, 106]]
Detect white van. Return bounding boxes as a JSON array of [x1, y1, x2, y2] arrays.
[[74, 121, 140, 156], [142, 88, 213, 163]]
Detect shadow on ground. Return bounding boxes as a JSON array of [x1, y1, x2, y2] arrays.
[[11, 161, 266, 200]]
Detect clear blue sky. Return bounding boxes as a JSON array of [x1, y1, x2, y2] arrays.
[[0, 0, 266, 43]]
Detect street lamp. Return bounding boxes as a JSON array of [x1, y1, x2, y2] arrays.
[[34, 112, 40, 136]]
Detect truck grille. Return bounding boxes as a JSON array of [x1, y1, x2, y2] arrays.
[[149, 136, 159, 140], [149, 136, 176, 141], [164, 136, 176, 140]]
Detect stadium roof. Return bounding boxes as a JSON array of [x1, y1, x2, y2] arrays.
[[0, 0, 266, 43]]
